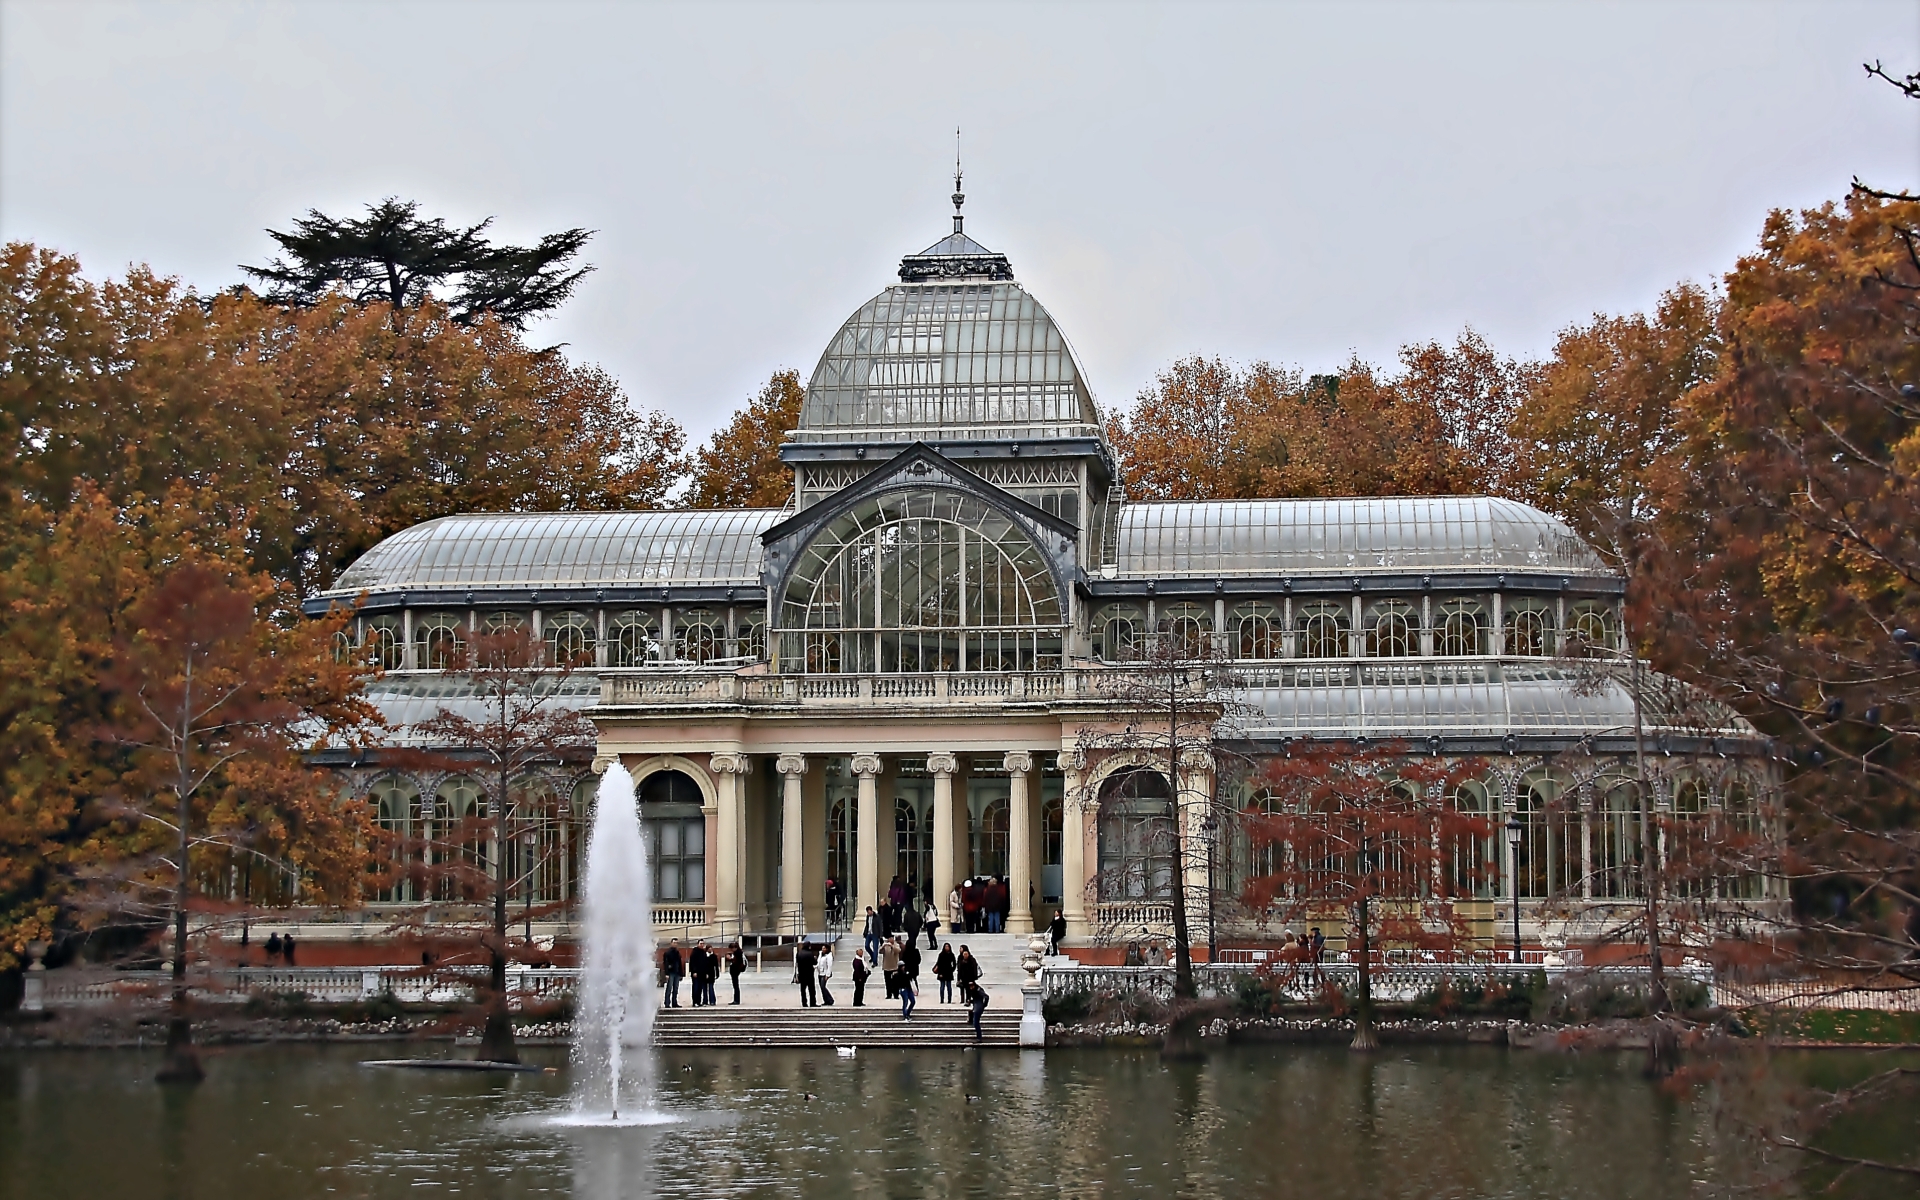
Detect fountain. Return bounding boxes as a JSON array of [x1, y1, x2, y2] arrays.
[[568, 761, 659, 1122]]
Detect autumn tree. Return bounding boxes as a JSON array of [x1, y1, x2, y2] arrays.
[[1243, 742, 1493, 1050], [84, 498, 373, 1081], [684, 369, 806, 508], [1508, 285, 1720, 564], [1103, 356, 1291, 499], [403, 625, 595, 1064], [242, 198, 593, 329], [1395, 328, 1537, 495]]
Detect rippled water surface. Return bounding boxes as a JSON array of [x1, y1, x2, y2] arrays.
[[0, 1042, 1875, 1199]]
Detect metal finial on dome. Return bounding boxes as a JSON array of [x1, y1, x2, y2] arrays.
[[952, 126, 965, 234]]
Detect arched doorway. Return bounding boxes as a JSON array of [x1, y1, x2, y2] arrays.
[[1096, 767, 1176, 901], [640, 769, 706, 904]]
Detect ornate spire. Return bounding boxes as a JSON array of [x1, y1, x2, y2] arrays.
[[952, 126, 965, 234]]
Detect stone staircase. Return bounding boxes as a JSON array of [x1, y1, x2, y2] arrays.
[[653, 1004, 1022, 1048]]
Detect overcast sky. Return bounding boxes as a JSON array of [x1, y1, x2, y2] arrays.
[[4, 1, 1916, 443]]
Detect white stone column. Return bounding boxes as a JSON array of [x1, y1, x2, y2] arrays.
[[852, 752, 883, 926], [776, 754, 808, 932], [929, 752, 959, 928], [1059, 749, 1091, 942], [1180, 747, 1216, 952], [709, 753, 752, 934], [1005, 751, 1036, 934]]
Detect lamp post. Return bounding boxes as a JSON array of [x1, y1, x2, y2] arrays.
[[521, 829, 539, 946], [1202, 812, 1218, 960], [1505, 817, 1524, 965]]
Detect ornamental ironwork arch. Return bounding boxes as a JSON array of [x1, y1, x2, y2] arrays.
[[778, 489, 1065, 673]]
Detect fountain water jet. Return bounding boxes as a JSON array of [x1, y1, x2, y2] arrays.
[[569, 761, 657, 1121]]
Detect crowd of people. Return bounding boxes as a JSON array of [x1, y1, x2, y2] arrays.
[[657, 939, 749, 1007]]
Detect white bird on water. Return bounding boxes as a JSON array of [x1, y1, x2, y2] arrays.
[[836, 1045, 857, 1058]]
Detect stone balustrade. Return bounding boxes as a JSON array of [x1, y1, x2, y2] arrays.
[[1038, 961, 1716, 1005]]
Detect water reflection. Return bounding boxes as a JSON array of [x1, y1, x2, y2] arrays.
[[1, 1043, 1904, 1199]]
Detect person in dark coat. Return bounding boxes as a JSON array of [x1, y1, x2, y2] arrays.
[[900, 939, 921, 995], [956, 945, 981, 1002], [686, 944, 707, 1006], [968, 981, 990, 1040], [1048, 910, 1067, 956], [863, 905, 883, 961], [922, 900, 940, 950], [934, 943, 957, 1003], [661, 940, 684, 1007], [265, 933, 282, 962], [795, 941, 818, 1007], [727, 943, 746, 1005], [961, 878, 982, 933], [282, 933, 297, 965], [851, 949, 870, 1007], [903, 900, 923, 945]]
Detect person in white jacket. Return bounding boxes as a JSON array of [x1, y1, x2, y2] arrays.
[[816, 945, 835, 1006]]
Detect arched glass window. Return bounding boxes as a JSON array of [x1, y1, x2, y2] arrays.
[[1514, 773, 1577, 900], [483, 611, 525, 634], [1567, 602, 1617, 656], [1366, 600, 1420, 658], [1504, 600, 1553, 657], [1095, 605, 1143, 663], [779, 490, 1063, 674], [435, 775, 487, 900], [827, 792, 855, 897], [512, 778, 561, 905], [737, 610, 767, 661], [1450, 780, 1494, 898], [1096, 767, 1175, 901], [1233, 601, 1280, 660], [415, 612, 466, 670], [639, 769, 705, 903], [895, 794, 932, 894], [1041, 794, 1064, 902], [1156, 602, 1212, 658], [1593, 779, 1642, 899], [544, 610, 596, 668], [1296, 602, 1350, 659], [368, 777, 420, 902], [1720, 781, 1764, 900], [973, 796, 1010, 880], [364, 615, 404, 671], [607, 611, 660, 667], [1435, 599, 1488, 656], [674, 607, 722, 664]]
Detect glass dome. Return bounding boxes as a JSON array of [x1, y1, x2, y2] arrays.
[[795, 231, 1101, 444]]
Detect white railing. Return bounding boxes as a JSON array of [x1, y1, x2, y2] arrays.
[[1040, 960, 1714, 1004], [598, 668, 1134, 709], [1095, 902, 1177, 934], [653, 905, 712, 927], [1715, 978, 1920, 1013], [38, 966, 584, 1009]]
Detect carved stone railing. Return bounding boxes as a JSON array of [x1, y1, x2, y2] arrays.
[[1039, 961, 1715, 1004], [38, 966, 584, 1008], [597, 669, 1102, 709]]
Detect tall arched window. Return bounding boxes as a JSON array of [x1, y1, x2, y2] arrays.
[[780, 490, 1063, 674], [1233, 601, 1280, 660], [1504, 600, 1554, 657], [1096, 767, 1175, 901], [974, 797, 1010, 880], [895, 794, 932, 894], [674, 608, 722, 664], [544, 610, 596, 667], [435, 775, 486, 900], [737, 610, 768, 661], [415, 612, 466, 670], [368, 777, 420, 902], [1095, 605, 1143, 662], [364, 615, 404, 670], [1156, 602, 1213, 658], [608, 611, 660, 667], [1514, 773, 1576, 900], [639, 769, 705, 903], [1593, 779, 1642, 899], [1366, 601, 1419, 658], [1296, 602, 1350, 659], [1450, 779, 1494, 898], [827, 793, 855, 897], [1567, 602, 1617, 656], [1041, 793, 1064, 903], [1436, 600, 1488, 656]]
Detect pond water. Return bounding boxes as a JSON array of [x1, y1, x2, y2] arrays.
[[0, 1042, 1903, 1199]]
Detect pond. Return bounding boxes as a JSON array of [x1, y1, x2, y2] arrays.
[[0, 1042, 1906, 1199]]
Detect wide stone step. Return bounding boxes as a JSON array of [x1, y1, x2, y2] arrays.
[[652, 1007, 1023, 1047]]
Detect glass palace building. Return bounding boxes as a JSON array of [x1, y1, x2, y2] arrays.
[[312, 214, 1771, 950]]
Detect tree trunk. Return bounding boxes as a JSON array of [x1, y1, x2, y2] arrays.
[[158, 784, 202, 1083], [479, 761, 519, 1064], [1631, 656, 1675, 1079], [1350, 892, 1377, 1052]]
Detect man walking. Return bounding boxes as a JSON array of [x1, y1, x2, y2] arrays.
[[863, 905, 883, 963], [923, 899, 941, 950], [934, 942, 957, 1003], [881, 935, 902, 1000], [727, 942, 746, 1005], [903, 899, 923, 949], [661, 940, 684, 1008], [817, 942, 835, 1006], [900, 938, 921, 1005]]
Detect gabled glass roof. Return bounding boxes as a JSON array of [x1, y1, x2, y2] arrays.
[[1115, 496, 1610, 576], [797, 278, 1102, 444], [354, 673, 601, 742], [323, 510, 784, 596]]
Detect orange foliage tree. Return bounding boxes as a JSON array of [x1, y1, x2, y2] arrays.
[[1241, 741, 1494, 1049], [684, 369, 807, 508]]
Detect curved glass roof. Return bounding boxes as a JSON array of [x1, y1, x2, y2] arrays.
[[1115, 497, 1609, 577], [1227, 664, 1752, 740], [324, 510, 784, 596], [797, 280, 1102, 443]]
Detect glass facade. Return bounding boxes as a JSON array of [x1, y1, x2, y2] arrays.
[[779, 490, 1064, 673]]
